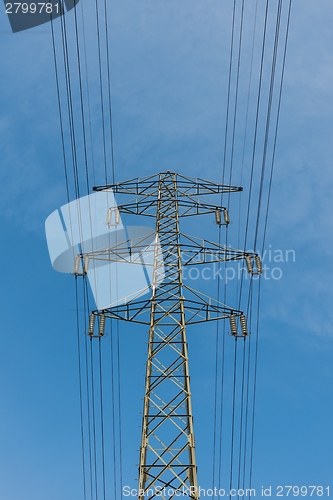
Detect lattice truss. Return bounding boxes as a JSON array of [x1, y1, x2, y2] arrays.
[[80, 171, 261, 499]]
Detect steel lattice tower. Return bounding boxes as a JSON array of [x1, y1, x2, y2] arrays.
[[84, 171, 261, 499]]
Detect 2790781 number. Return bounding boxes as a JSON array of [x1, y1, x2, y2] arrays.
[[276, 486, 330, 496], [5, 3, 59, 14]]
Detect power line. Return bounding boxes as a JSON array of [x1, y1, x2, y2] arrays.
[[75, 278, 88, 500], [49, 0, 293, 496]]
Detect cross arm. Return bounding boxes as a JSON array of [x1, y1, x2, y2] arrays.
[[73, 232, 262, 276], [111, 198, 230, 222]]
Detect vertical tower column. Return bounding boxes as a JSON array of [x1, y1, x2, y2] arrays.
[[138, 172, 199, 499]]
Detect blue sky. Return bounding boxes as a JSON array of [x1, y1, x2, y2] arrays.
[[0, 1, 333, 499]]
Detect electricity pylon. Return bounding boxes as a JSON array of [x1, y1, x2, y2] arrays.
[[83, 171, 261, 499]]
